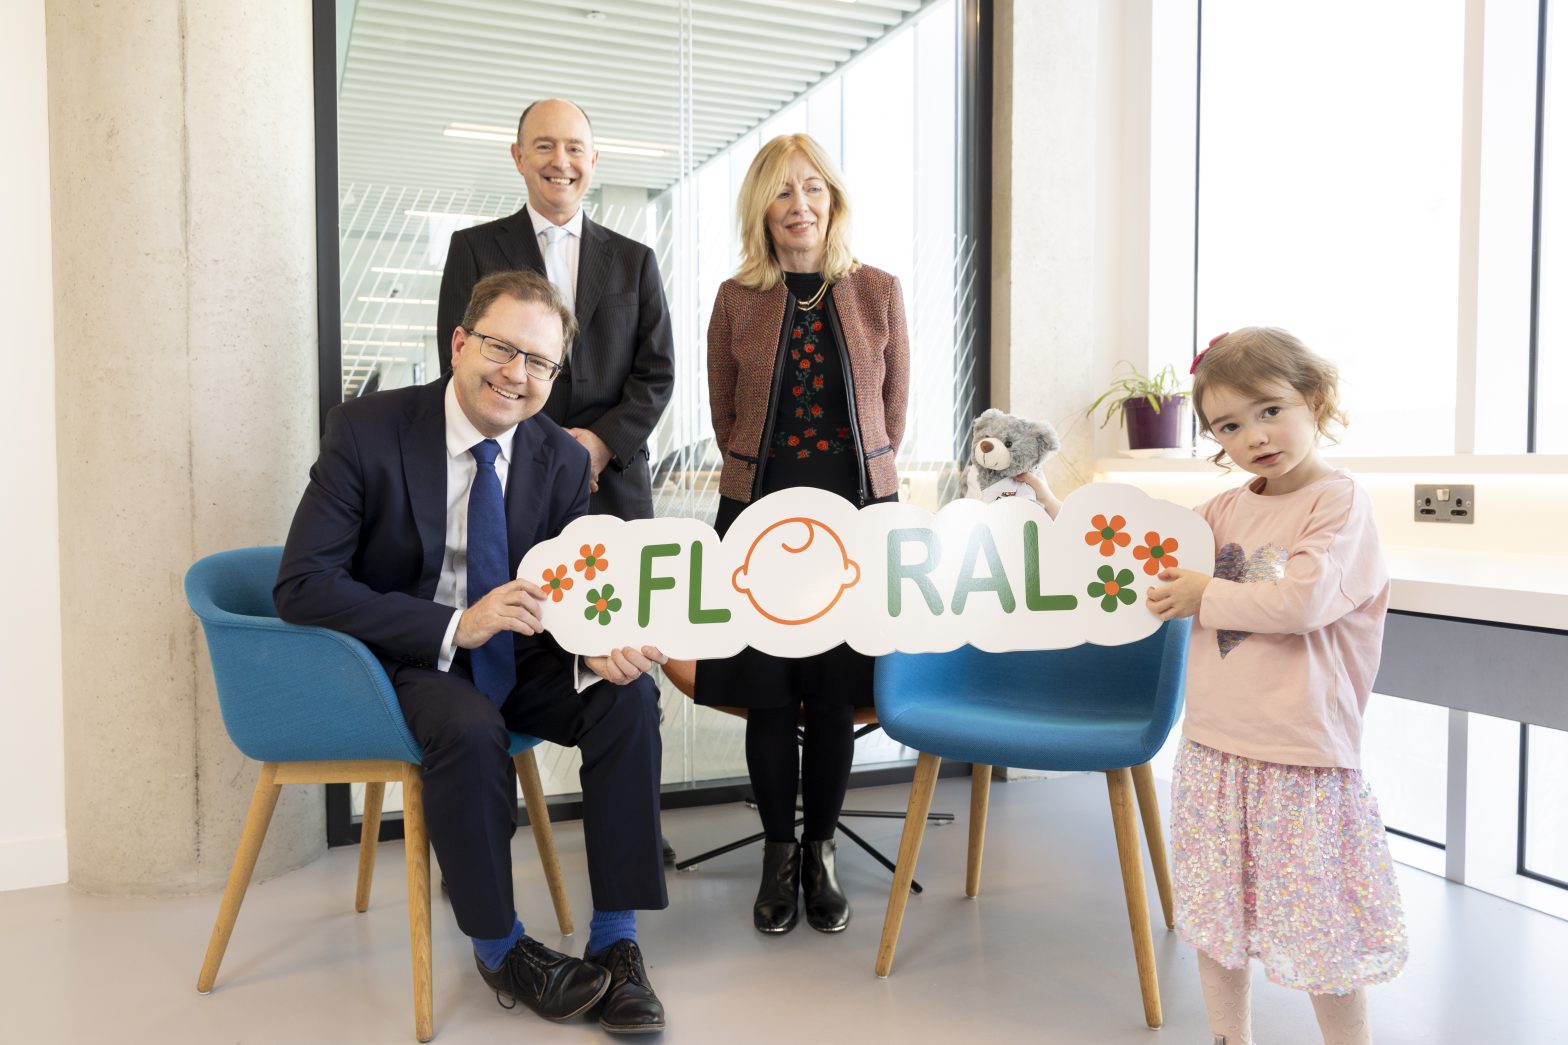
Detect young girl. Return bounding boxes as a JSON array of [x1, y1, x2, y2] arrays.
[[1145, 328, 1407, 1045]]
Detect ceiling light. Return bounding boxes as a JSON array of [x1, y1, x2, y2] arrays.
[[357, 296, 438, 305], [405, 208, 493, 221], [444, 126, 513, 144], [371, 266, 443, 276], [443, 122, 671, 157]]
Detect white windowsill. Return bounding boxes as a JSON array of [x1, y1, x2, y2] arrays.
[[1096, 454, 1568, 475]]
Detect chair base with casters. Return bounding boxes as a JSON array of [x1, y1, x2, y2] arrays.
[[869, 621, 1189, 1031], [185, 546, 573, 1042], [660, 660, 952, 893]]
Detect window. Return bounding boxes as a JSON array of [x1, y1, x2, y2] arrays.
[[1520, 724, 1568, 886], [1362, 693, 1448, 850], [322, 0, 985, 821], [1535, 1, 1566, 452], [1195, 0, 1466, 456]]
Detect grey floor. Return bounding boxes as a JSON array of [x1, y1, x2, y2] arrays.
[[4, 774, 1564, 1044]]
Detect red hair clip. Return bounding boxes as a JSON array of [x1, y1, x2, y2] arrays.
[[1190, 331, 1229, 374]]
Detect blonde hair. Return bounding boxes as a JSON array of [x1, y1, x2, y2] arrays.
[[1192, 326, 1347, 467], [734, 134, 860, 290]]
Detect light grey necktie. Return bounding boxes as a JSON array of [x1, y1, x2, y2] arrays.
[[540, 224, 574, 313]]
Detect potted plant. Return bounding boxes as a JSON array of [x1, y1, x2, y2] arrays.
[[1086, 362, 1191, 452]]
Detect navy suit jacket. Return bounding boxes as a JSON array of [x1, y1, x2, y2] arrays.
[[274, 376, 591, 671], [437, 205, 674, 521]]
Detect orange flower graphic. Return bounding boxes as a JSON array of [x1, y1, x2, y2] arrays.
[[541, 564, 574, 602], [1132, 532, 1179, 575], [574, 543, 608, 580], [1084, 514, 1131, 556]]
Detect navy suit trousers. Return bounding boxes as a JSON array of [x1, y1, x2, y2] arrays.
[[389, 650, 666, 938]]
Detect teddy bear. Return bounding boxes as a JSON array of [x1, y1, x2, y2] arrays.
[[963, 408, 1061, 506]]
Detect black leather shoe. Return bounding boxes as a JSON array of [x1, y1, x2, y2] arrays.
[[801, 839, 850, 933], [584, 938, 666, 1035], [475, 935, 610, 1021], [661, 836, 677, 866], [753, 840, 801, 934]]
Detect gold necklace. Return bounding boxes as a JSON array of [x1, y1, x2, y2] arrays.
[[797, 280, 830, 310]]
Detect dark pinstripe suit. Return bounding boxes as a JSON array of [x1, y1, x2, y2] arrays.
[[437, 205, 675, 521]]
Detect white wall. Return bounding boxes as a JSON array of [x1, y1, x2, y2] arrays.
[[0, 0, 67, 891]]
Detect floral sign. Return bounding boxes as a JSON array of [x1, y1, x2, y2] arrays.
[[518, 483, 1214, 659]]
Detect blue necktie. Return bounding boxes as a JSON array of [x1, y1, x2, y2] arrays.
[[467, 439, 515, 707]]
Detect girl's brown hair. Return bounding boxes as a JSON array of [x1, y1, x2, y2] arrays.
[[1191, 326, 1347, 467]]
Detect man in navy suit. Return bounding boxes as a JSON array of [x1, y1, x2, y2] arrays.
[[276, 269, 668, 1034], [437, 98, 675, 523]]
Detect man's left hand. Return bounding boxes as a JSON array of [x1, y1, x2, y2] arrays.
[[586, 645, 668, 686], [567, 428, 613, 493]]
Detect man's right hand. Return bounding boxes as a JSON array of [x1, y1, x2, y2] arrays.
[[455, 579, 548, 648]]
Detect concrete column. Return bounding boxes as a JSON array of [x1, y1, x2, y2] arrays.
[[992, 0, 1147, 488], [47, 0, 322, 894]]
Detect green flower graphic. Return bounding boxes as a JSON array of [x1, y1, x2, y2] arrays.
[[584, 584, 622, 626], [1087, 565, 1137, 612]]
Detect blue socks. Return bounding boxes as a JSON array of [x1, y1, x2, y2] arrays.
[[472, 915, 524, 972], [587, 908, 637, 956], [473, 909, 636, 967]]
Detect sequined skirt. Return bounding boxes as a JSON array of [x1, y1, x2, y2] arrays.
[[1169, 738, 1408, 994]]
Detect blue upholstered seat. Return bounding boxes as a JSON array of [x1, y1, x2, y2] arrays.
[[185, 545, 543, 764], [184, 545, 564, 1042], [873, 620, 1189, 772], [869, 620, 1190, 1030]]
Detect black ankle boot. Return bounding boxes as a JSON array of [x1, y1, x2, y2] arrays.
[[753, 840, 801, 934], [800, 839, 850, 933]]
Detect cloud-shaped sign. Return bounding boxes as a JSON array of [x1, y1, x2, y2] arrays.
[[517, 483, 1214, 659]]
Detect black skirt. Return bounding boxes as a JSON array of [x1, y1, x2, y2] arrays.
[[693, 489, 894, 711]]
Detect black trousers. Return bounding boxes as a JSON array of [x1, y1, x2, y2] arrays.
[[389, 647, 666, 938]]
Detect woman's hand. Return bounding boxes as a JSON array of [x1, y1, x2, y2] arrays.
[[1145, 568, 1210, 620]]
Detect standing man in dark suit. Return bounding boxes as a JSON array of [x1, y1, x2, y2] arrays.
[[277, 270, 669, 1035], [438, 97, 675, 523]]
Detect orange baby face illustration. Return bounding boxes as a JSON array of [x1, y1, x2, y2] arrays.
[[732, 516, 861, 625]]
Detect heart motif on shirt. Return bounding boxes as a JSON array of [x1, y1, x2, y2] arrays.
[[1212, 542, 1289, 658]]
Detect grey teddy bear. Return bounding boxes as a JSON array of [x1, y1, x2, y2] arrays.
[[963, 408, 1061, 504]]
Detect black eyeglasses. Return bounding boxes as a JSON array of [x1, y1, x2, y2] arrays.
[[464, 329, 563, 382]]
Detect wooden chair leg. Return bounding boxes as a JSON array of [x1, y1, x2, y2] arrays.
[[197, 763, 282, 994], [1130, 761, 1174, 930], [1106, 768, 1162, 1029], [355, 781, 385, 913], [402, 765, 434, 1043], [875, 752, 942, 978], [514, 749, 573, 936], [966, 764, 992, 898]]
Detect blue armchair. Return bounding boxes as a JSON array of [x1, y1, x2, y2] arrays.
[[185, 546, 572, 1042], [871, 620, 1189, 1029]]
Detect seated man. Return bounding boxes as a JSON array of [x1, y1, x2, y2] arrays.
[[275, 268, 668, 1034]]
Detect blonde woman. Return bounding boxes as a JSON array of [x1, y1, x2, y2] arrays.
[[698, 133, 909, 935]]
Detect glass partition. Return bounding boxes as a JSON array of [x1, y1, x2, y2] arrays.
[[329, 0, 983, 811]]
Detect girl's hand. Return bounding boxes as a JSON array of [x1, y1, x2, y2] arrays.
[[1145, 567, 1210, 620], [1014, 471, 1062, 520]]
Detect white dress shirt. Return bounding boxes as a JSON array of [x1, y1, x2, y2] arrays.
[[435, 382, 593, 691], [435, 381, 516, 670], [528, 206, 584, 309]]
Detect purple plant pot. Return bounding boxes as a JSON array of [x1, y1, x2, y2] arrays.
[[1124, 395, 1189, 450]]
